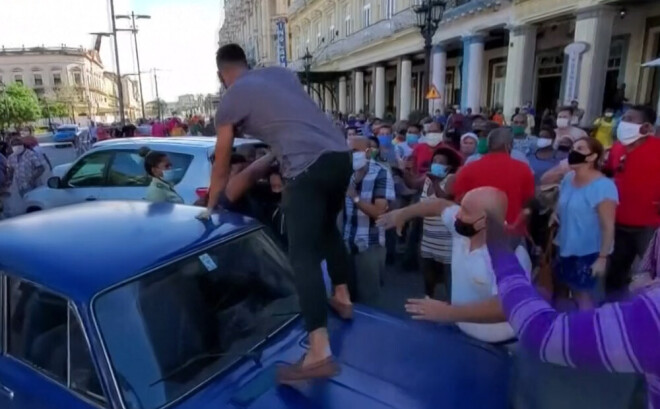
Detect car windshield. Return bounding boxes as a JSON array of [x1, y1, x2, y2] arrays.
[[93, 229, 298, 409], [58, 126, 77, 131]]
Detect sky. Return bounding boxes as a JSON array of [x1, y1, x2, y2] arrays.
[[0, 0, 224, 102]]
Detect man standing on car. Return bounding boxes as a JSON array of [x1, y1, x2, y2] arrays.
[[198, 44, 353, 382]]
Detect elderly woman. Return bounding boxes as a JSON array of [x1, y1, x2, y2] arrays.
[[5, 137, 45, 217], [459, 132, 478, 160]]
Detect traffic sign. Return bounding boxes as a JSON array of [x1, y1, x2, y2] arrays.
[[426, 85, 441, 100]]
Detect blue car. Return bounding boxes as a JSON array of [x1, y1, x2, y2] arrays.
[[0, 202, 511, 409], [53, 125, 79, 143]]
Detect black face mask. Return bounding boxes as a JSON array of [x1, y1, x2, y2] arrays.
[[557, 145, 571, 153], [454, 217, 483, 238], [270, 192, 282, 203], [568, 150, 590, 165]]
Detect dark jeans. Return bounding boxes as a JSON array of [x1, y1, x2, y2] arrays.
[[282, 151, 352, 332], [606, 224, 656, 293], [420, 257, 452, 301]]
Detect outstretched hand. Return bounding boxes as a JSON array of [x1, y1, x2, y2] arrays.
[[485, 213, 520, 272], [196, 208, 212, 221], [405, 297, 454, 322], [377, 209, 407, 236]]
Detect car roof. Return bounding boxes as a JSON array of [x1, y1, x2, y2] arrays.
[[93, 136, 262, 151], [0, 202, 261, 302]]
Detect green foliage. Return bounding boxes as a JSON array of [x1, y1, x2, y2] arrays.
[[40, 97, 69, 119], [0, 83, 42, 128]]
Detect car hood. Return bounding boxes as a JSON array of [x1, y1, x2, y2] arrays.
[[172, 307, 511, 409]]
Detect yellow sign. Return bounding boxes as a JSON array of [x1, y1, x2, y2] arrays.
[[425, 85, 441, 100]]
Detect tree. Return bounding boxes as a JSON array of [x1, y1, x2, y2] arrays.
[[0, 83, 41, 129], [40, 96, 68, 119], [54, 86, 81, 122]]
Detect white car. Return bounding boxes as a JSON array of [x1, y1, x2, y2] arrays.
[[23, 137, 264, 212]]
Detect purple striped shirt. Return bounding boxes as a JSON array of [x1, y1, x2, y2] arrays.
[[488, 244, 660, 409]]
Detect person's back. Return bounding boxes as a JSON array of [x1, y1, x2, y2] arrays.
[[216, 66, 347, 178]]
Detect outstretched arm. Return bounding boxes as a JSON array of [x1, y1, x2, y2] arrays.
[[488, 242, 660, 375]]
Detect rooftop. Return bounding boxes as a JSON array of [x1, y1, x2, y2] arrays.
[[0, 202, 261, 302]]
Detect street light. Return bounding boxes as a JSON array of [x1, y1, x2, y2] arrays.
[[116, 12, 151, 120], [413, 0, 445, 113], [302, 48, 313, 96]]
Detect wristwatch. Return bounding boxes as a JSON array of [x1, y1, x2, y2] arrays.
[[353, 196, 360, 204]]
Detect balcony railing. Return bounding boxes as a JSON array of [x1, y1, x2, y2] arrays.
[[441, 0, 504, 22], [290, 8, 418, 70]]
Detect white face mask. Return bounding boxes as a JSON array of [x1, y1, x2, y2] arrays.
[[352, 151, 367, 171], [537, 138, 553, 149], [162, 169, 176, 182], [425, 132, 443, 147], [556, 118, 570, 129], [617, 121, 645, 146]]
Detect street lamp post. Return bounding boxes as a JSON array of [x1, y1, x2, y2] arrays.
[[413, 0, 445, 114], [116, 11, 150, 120], [108, 0, 125, 124], [302, 48, 313, 96]]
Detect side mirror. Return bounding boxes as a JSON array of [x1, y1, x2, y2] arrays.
[[47, 176, 62, 189]]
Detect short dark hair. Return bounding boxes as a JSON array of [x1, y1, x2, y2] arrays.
[[368, 136, 380, 148], [216, 43, 248, 70], [630, 104, 658, 124], [230, 153, 248, 165], [408, 124, 421, 133], [138, 147, 167, 177], [379, 123, 393, 133], [558, 106, 574, 115]]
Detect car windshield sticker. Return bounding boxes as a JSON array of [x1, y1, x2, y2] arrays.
[[199, 253, 218, 271]]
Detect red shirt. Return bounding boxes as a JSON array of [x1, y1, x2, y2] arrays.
[[453, 152, 535, 224], [610, 137, 660, 227]]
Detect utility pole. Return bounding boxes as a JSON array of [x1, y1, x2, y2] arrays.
[[109, 0, 125, 124], [116, 11, 150, 120], [154, 70, 162, 120]]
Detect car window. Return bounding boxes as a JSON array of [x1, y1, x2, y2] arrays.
[[105, 151, 193, 187], [106, 151, 150, 187], [94, 229, 297, 409], [6, 277, 106, 405], [65, 151, 113, 187]]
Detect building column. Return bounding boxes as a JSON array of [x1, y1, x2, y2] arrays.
[[354, 71, 364, 114], [339, 76, 347, 114], [399, 58, 412, 121], [462, 34, 485, 113], [374, 65, 386, 118], [574, 6, 615, 126], [324, 85, 333, 112], [312, 83, 321, 106], [503, 25, 537, 119], [431, 45, 447, 113]]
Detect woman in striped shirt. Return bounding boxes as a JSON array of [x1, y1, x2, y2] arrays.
[[420, 147, 462, 299], [487, 223, 660, 408]]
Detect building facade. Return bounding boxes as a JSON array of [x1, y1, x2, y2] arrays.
[[285, 0, 660, 126], [218, 0, 290, 67], [0, 45, 141, 123]]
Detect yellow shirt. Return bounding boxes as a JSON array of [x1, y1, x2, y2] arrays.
[[593, 117, 615, 149]]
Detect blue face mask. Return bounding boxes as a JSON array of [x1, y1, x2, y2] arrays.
[[406, 133, 420, 146], [378, 134, 393, 148], [430, 163, 448, 178]]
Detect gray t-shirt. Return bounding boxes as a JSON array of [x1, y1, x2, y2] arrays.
[[215, 67, 348, 178]]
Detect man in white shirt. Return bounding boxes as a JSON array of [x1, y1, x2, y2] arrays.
[[378, 186, 531, 343]]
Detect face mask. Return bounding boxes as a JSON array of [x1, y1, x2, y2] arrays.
[[369, 149, 379, 160], [425, 132, 443, 147], [270, 192, 282, 202], [454, 217, 483, 238], [378, 134, 393, 148], [430, 163, 448, 178], [477, 138, 489, 154], [352, 151, 367, 170], [162, 169, 176, 182], [617, 121, 645, 146], [406, 133, 420, 146], [512, 125, 526, 137], [537, 138, 553, 149], [567, 150, 591, 165], [605, 112, 613, 118], [556, 118, 570, 128]]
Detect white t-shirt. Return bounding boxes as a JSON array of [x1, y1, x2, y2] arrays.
[[442, 205, 532, 343]]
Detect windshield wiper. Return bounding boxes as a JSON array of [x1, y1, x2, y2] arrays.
[[150, 350, 263, 386]]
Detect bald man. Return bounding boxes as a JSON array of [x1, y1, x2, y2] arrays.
[[378, 186, 532, 343]]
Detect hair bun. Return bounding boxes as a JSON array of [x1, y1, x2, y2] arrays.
[[138, 146, 151, 158]]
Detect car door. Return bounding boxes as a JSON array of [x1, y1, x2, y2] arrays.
[[0, 276, 107, 409], [50, 150, 113, 207]]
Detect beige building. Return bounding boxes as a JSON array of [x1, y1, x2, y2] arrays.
[[218, 0, 290, 67], [285, 0, 660, 126], [0, 45, 141, 123]]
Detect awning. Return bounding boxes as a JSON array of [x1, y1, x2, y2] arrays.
[[642, 57, 660, 67]]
